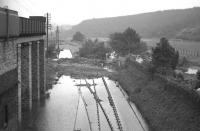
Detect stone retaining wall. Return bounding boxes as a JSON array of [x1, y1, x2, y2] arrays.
[[0, 38, 46, 131]]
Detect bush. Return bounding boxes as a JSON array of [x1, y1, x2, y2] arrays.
[[109, 27, 147, 56], [179, 57, 188, 66], [148, 63, 156, 80], [152, 37, 179, 73], [79, 39, 110, 60], [195, 70, 200, 89], [72, 32, 85, 42], [46, 43, 57, 58], [197, 70, 200, 80]]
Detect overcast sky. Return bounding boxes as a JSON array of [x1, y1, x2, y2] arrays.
[[0, 0, 200, 25]]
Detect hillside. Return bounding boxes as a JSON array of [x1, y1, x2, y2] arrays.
[[65, 7, 200, 40]]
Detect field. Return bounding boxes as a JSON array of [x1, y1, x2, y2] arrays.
[[143, 38, 200, 50], [89, 37, 200, 52], [143, 38, 200, 57], [143, 38, 200, 65]]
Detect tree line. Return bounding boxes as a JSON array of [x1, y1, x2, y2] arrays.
[[73, 28, 179, 71], [73, 27, 200, 89]]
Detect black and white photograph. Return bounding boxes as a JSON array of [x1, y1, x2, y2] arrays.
[[0, 0, 200, 131]]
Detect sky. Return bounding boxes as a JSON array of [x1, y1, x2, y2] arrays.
[[0, 0, 200, 25]]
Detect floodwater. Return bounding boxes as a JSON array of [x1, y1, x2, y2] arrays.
[[59, 49, 73, 59], [22, 76, 148, 131], [22, 49, 148, 131]]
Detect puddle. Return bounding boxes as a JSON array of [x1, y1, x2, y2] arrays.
[[59, 49, 73, 59]]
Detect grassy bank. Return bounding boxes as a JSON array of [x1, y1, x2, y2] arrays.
[[57, 57, 112, 79], [112, 62, 200, 131], [46, 57, 111, 89], [46, 60, 59, 90]]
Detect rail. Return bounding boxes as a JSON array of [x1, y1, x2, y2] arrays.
[[79, 88, 93, 131], [85, 79, 115, 131], [93, 79, 101, 131], [73, 87, 81, 131], [102, 77, 124, 131]]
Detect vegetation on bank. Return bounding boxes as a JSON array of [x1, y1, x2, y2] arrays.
[[46, 43, 58, 58], [111, 60, 200, 131], [79, 39, 110, 60], [149, 37, 179, 78], [109, 27, 147, 55], [152, 38, 179, 70], [71, 31, 85, 42], [46, 60, 59, 90], [106, 28, 200, 130], [195, 70, 200, 89]]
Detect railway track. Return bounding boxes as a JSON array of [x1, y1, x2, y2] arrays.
[[73, 88, 81, 131], [85, 80, 115, 131], [75, 77, 147, 131], [93, 79, 101, 131], [102, 77, 124, 131], [79, 88, 93, 131]]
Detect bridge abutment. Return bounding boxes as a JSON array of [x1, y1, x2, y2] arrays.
[[39, 40, 45, 95], [31, 41, 39, 101], [21, 42, 31, 112], [0, 38, 46, 131], [0, 7, 46, 130]]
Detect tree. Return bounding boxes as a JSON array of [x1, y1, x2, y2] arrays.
[[72, 31, 85, 42], [148, 62, 157, 80], [197, 70, 200, 80], [195, 70, 200, 89], [79, 39, 109, 60], [109, 27, 146, 56], [152, 37, 179, 72], [179, 56, 188, 66]]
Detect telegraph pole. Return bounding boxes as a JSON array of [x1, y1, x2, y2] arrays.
[[46, 13, 49, 51], [46, 13, 51, 52], [56, 26, 60, 51]]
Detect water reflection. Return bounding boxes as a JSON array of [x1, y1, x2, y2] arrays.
[[59, 49, 73, 59], [22, 76, 147, 131]]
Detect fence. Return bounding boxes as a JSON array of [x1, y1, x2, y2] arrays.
[[175, 47, 200, 57]]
